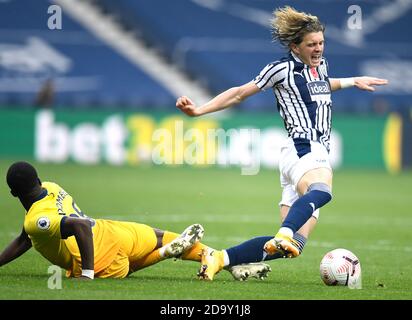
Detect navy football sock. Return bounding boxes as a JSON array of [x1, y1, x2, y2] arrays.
[[226, 233, 308, 266], [291, 233, 307, 254], [226, 236, 272, 266], [281, 184, 331, 233]]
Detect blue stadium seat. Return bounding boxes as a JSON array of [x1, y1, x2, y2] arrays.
[[2, 0, 410, 112], [0, 0, 175, 109], [100, 0, 412, 113]]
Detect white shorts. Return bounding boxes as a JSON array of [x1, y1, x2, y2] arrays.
[[278, 138, 332, 219], [280, 184, 320, 219]]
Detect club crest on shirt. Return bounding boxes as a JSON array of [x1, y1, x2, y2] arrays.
[[36, 217, 51, 230]]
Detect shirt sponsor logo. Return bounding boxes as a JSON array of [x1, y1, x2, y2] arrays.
[[307, 81, 330, 95]]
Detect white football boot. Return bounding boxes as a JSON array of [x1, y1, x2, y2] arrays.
[[163, 224, 205, 258], [226, 263, 272, 281]]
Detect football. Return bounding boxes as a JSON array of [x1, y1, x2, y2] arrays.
[[320, 248, 361, 288]]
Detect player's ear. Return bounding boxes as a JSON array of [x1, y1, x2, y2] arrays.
[[290, 43, 299, 55]]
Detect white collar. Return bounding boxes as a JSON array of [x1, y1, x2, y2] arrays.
[[290, 51, 304, 64]]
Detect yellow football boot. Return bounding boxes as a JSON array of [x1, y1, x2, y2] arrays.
[[263, 233, 300, 258], [197, 248, 224, 281]]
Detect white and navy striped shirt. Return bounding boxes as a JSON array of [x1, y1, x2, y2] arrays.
[[254, 52, 332, 154]]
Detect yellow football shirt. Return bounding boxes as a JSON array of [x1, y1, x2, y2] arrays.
[[24, 182, 122, 277]]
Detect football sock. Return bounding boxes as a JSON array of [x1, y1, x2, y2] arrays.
[[222, 250, 230, 266], [181, 243, 208, 261], [291, 233, 307, 254], [130, 231, 178, 271], [226, 233, 308, 266], [129, 250, 161, 272], [281, 183, 331, 233], [226, 236, 273, 265], [130, 231, 207, 272]]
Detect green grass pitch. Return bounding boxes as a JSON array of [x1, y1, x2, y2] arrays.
[[0, 160, 411, 300]]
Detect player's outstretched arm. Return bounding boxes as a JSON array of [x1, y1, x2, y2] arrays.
[[61, 218, 94, 280], [176, 81, 260, 117], [0, 228, 32, 267], [329, 77, 388, 91]]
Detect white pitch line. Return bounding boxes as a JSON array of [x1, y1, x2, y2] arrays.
[[99, 213, 412, 227]]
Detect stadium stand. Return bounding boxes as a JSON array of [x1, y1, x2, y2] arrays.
[[98, 0, 412, 113], [0, 0, 176, 109], [0, 0, 411, 112]]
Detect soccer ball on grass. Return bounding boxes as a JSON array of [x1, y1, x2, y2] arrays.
[[320, 248, 361, 288]]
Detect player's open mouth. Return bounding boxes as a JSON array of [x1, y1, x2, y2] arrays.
[[311, 55, 321, 63]]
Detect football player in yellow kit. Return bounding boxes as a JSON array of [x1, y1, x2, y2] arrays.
[[0, 161, 271, 281], [0, 161, 209, 279]]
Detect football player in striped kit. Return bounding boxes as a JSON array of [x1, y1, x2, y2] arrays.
[[177, 6, 387, 280]]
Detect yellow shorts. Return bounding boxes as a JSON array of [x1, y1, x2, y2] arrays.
[[95, 221, 158, 279]]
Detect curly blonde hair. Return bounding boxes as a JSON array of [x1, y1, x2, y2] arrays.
[[271, 6, 325, 48]]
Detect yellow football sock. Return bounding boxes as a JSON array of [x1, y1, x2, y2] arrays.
[[161, 231, 179, 246], [129, 250, 162, 272], [181, 242, 208, 261], [128, 231, 178, 272], [129, 231, 209, 272]]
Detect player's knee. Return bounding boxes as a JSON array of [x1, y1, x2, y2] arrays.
[[308, 182, 332, 206]]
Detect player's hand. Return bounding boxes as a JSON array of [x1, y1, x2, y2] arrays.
[[176, 96, 200, 117], [354, 76, 388, 92]]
